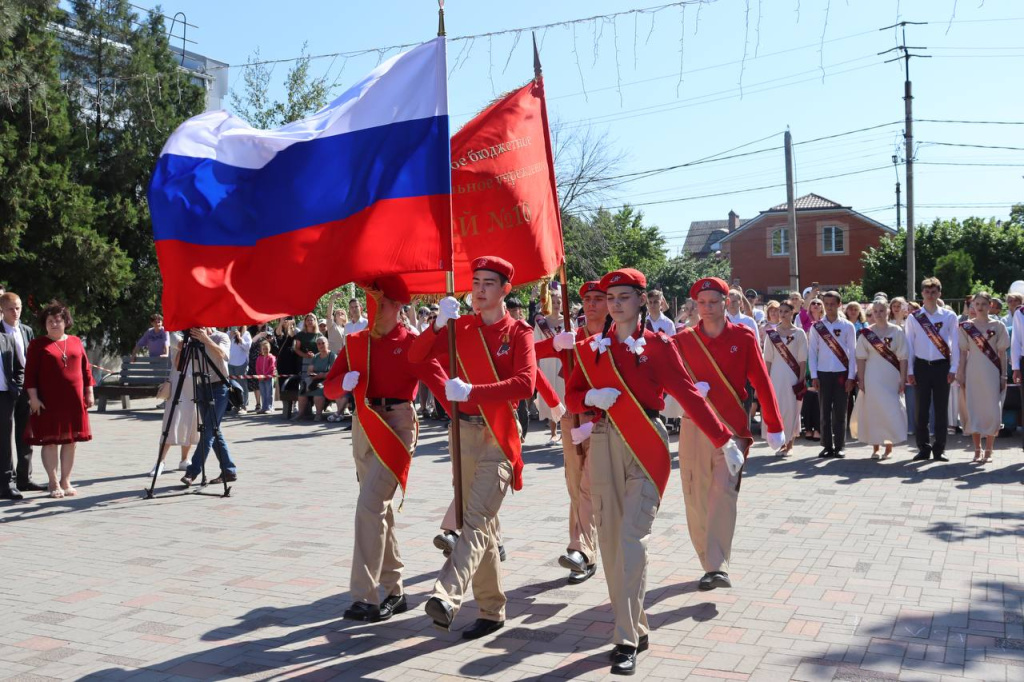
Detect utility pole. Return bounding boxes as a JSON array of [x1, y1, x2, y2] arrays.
[[892, 154, 902, 230], [880, 21, 929, 300], [784, 130, 800, 292]]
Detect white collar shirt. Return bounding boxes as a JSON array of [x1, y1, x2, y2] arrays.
[[647, 315, 675, 336], [345, 318, 368, 336], [904, 306, 960, 375], [808, 316, 857, 379], [727, 312, 760, 344], [2, 321, 25, 367]]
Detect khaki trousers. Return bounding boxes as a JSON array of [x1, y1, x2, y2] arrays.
[[440, 499, 503, 544], [678, 416, 738, 573], [349, 403, 416, 605], [590, 416, 666, 648], [560, 415, 597, 561], [431, 420, 512, 622]]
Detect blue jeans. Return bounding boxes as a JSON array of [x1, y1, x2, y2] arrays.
[[259, 379, 274, 411], [187, 382, 237, 478], [228, 364, 249, 408]]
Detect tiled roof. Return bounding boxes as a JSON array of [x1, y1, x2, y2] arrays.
[[683, 220, 746, 255], [767, 193, 846, 212]]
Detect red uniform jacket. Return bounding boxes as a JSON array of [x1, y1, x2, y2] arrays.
[[409, 312, 536, 415], [673, 321, 783, 435], [324, 324, 449, 411], [565, 327, 732, 449]]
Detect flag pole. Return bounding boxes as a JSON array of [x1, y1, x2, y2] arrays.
[[533, 33, 584, 457], [439, 1, 464, 531]]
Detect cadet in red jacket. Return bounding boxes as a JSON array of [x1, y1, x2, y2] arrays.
[[535, 280, 607, 584], [323, 276, 450, 624], [410, 256, 536, 642], [673, 277, 785, 592], [565, 268, 741, 677]]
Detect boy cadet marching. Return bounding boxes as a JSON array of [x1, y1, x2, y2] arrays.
[[673, 277, 785, 592], [807, 290, 858, 459], [409, 256, 536, 641], [565, 268, 743, 677], [325, 277, 450, 624], [536, 281, 607, 584]]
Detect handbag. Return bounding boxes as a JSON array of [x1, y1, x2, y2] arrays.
[[227, 380, 245, 409], [156, 380, 171, 401]]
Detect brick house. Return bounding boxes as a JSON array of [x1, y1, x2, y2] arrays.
[[715, 194, 895, 296], [682, 210, 747, 257]]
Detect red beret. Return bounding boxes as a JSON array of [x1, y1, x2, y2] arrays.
[[471, 256, 514, 283], [690, 277, 729, 300], [358, 276, 411, 304], [579, 281, 603, 297], [599, 268, 647, 292]]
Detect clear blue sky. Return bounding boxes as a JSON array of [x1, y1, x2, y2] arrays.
[[136, 0, 1023, 253]]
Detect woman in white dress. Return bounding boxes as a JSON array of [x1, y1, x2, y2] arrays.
[[852, 298, 908, 459], [956, 292, 1010, 463], [149, 331, 200, 475], [534, 287, 568, 445], [762, 301, 807, 455]]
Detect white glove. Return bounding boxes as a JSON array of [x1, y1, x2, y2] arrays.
[[571, 421, 594, 445], [584, 388, 621, 411], [722, 439, 745, 477], [766, 430, 786, 451], [553, 330, 576, 352], [445, 377, 473, 402], [342, 371, 360, 391], [695, 381, 710, 398], [549, 402, 566, 422], [433, 296, 461, 330]]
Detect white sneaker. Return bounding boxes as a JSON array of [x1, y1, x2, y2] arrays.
[[177, 461, 189, 471], [148, 463, 164, 477]]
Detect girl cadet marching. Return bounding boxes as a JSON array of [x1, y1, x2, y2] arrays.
[[565, 268, 742, 677]]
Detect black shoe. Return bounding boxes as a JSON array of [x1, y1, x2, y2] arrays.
[[424, 596, 454, 631], [343, 601, 381, 622], [433, 531, 458, 558], [608, 635, 648, 661], [912, 452, 931, 462], [498, 545, 507, 562], [710, 571, 732, 589], [379, 594, 408, 621], [817, 448, 833, 458], [209, 472, 237, 484], [462, 618, 503, 640], [610, 645, 638, 676], [0, 486, 24, 501], [559, 550, 588, 574], [568, 563, 598, 585], [180, 475, 195, 488], [833, 450, 846, 459], [16, 480, 47, 492], [698, 572, 717, 590], [932, 454, 949, 462]]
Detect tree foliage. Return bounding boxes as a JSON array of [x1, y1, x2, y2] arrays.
[[933, 250, 974, 300], [229, 43, 329, 129], [563, 205, 666, 292], [862, 212, 1024, 299]]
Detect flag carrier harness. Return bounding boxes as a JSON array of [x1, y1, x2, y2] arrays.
[[144, 334, 233, 500]]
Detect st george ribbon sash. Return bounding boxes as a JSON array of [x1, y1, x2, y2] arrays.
[[676, 328, 753, 445], [575, 340, 671, 498], [911, 309, 951, 361], [456, 322, 524, 491], [345, 331, 418, 497], [765, 328, 805, 398], [812, 321, 851, 375], [860, 328, 901, 371], [961, 321, 1002, 371]]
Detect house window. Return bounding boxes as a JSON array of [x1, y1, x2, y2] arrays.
[[822, 225, 845, 254], [771, 228, 789, 256]]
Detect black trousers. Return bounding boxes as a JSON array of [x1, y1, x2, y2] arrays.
[[13, 391, 33, 484], [0, 392, 14, 487], [914, 359, 951, 455], [818, 371, 848, 452], [516, 399, 530, 437]]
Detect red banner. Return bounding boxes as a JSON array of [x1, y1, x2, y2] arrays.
[[399, 79, 564, 294]]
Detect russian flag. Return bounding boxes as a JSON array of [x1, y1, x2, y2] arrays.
[[148, 37, 451, 330]]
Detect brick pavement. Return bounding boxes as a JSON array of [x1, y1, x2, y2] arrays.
[[1, 400, 1022, 681]]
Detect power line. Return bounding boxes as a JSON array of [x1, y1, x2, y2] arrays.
[[921, 141, 1024, 152], [916, 118, 1024, 125]]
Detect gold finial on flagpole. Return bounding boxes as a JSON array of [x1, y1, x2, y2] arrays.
[[532, 31, 542, 81], [437, 0, 446, 37]]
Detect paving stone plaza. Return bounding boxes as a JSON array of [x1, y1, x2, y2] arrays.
[[2, 401, 1022, 681]]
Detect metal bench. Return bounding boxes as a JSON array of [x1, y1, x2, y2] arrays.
[[94, 356, 171, 412]]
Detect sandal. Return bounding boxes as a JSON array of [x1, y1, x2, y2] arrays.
[[62, 485, 77, 497], [972, 447, 982, 463], [871, 451, 880, 460], [49, 486, 64, 499], [983, 450, 992, 463], [882, 446, 893, 460], [327, 413, 342, 422]]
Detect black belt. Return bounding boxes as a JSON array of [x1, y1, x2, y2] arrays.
[[367, 397, 409, 407], [914, 358, 950, 366], [457, 412, 486, 425]]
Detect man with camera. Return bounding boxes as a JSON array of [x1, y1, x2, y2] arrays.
[[181, 327, 238, 487]]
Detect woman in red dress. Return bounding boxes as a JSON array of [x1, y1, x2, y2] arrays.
[[25, 301, 94, 498]]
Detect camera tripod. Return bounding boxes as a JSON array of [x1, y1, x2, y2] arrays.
[[144, 335, 233, 499]]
